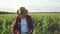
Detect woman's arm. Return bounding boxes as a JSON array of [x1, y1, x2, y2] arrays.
[[28, 16, 34, 33], [12, 18, 18, 34]]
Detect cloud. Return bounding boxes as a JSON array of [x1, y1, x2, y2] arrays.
[[0, 0, 60, 12], [27, 0, 60, 12]]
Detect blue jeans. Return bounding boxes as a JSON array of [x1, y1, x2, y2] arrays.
[[21, 32, 28, 34]]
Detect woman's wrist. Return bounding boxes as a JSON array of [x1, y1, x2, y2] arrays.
[[29, 30, 32, 33], [12, 33, 14, 34]]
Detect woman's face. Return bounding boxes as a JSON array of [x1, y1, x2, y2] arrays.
[[21, 10, 27, 17], [19, 9, 28, 17]]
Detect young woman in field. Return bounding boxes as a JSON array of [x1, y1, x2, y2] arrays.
[[12, 7, 33, 34]]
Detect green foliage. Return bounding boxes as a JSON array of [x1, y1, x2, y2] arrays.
[[0, 14, 60, 34]]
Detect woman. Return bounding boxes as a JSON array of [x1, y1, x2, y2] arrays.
[[12, 7, 33, 34]]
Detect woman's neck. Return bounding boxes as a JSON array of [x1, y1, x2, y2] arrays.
[[18, 15, 27, 19], [22, 16, 26, 19]]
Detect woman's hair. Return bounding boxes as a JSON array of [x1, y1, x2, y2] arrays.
[[17, 9, 20, 15], [17, 7, 28, 15]]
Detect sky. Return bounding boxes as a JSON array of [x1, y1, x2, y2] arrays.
[[0, 0, 60, 12]]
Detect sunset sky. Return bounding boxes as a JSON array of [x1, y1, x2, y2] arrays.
[[0, 0, 60, 12]]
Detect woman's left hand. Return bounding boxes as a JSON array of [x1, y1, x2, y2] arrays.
[[28, 30, 32, 34]]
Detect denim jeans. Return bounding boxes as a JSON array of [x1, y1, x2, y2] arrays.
[[21, 32, 28, 34]]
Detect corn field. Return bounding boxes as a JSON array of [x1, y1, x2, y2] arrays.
[[0, 14, 60, 34]]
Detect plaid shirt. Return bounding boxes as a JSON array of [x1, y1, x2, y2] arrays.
[[12, 15, 33, 34]]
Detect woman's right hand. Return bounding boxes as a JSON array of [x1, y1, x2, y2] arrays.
[[12, 33, 14, 34]]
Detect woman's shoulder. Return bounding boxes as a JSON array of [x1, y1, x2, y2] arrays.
[[26, 15, 31, 17], [16, 16, 20, 18], [26, 15, 32, 18], [14, 16, 21, 20]]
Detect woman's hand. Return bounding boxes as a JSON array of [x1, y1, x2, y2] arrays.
[[12, 33, 14, 34], [28, 30, 32, 34], [30, 30, 32, 33]]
